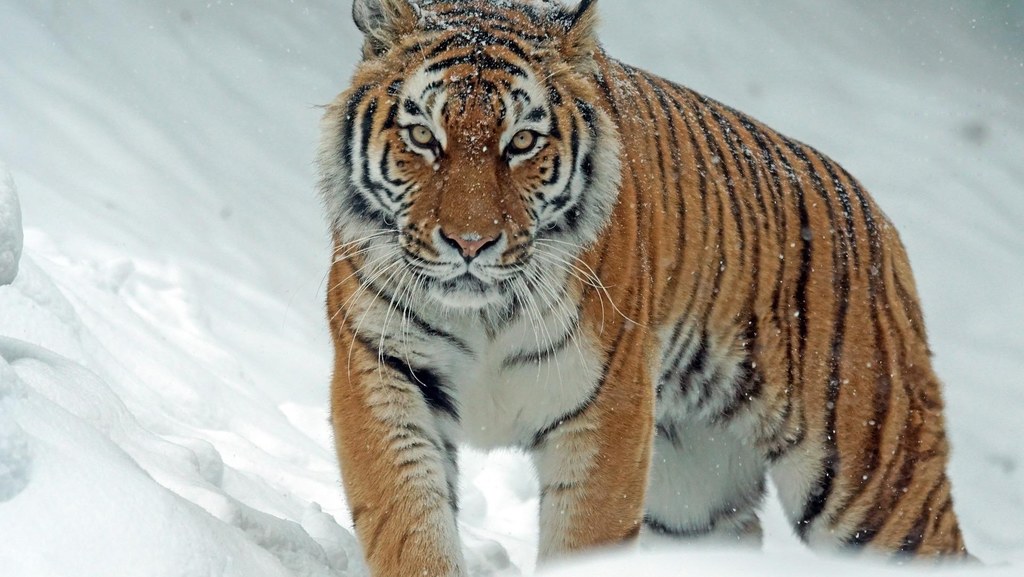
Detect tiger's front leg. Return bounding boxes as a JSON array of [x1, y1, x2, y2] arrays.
[[329, 343, 464, 577], [530, 348, 655, 563]]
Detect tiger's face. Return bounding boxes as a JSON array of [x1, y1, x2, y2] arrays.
[[319, 0, 620, 312]]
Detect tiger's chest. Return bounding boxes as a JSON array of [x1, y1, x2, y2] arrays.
[[414, 308, 604, 450]]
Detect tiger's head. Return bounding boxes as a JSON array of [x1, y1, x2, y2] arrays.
[[319, 0, 620, 312]]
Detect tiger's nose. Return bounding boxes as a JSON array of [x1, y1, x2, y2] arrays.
[[440, 230, 500, 259]]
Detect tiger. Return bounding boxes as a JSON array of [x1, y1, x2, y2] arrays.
[[316, 0, 970, 575]]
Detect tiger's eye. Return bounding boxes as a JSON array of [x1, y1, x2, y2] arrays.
[[409, 125, 436, 147], [509, 130, 537, 154]]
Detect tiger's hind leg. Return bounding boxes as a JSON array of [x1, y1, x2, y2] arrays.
[[643, 418, 767, 547], [767, 369, 968, 557], [765, 312, 969, 558]]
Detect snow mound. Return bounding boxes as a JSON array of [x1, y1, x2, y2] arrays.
[[0, 354, 31, 503], [0, 255, 354, 577], [0, 166, 21, 286]]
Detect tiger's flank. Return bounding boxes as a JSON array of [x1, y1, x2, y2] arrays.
[[317, 1, 969, 575]]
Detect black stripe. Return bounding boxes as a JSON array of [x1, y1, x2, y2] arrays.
[[736, 116, 787, 315], [529, 385, 599, 449], [420, 79, 445, 102], [402, 308, 474, 357], [579, 153, 594, 190], [509, 88, 530, 105], [772, 139, 812, 409], [357, 98, 396, 211], [540, 480, 583, 501], [425, 51, 526, 78], [392, 421, 438, 446], [796, 457, 837, 540], [546, 101, 562, 139], [892, 270, 927, 343], [336, 85, 386, 224], [688, 92, 729, 334], [680, 334, 709, 386], [835, 162, 901, 518], [656, 422, 681, 447], [846, 526, 880, 547], [643, 516, 708, 539], [444, 440, 459, 513], [575, 98, 598, 131], [548, 85, 565, 106], [403, 98, 423, 117], [592, 65, 619, 116], [341, 83, 374, 174], [661, 323, 697, 386], [712, 324, 765, 424], [691, 94, 746, 272], [426, 30, 531, 61], [501, 319, 579, 369], [541, 154, 562, 186], [815, 152, 860, 266], [895, 481, 945, 554], [524, 107, 546, 122], [786, 139, 853, 540], [381, 354, 459, 420], [623, 69, 670, 223], [923, 494, 955, 549], [379, 143, 406, 189], [382, 101, 398, 130], [349, 336, 458, 422], [345, 186, 379, 223], [645, 78, 688, 305]]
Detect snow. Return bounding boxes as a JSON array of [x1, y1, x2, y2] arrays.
[[0, 166, 22, 286], [0, 1, 1022, 576]]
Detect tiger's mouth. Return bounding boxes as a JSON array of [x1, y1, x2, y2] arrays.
[[438, 274, 491, 293], [426, 273, 508, 310]]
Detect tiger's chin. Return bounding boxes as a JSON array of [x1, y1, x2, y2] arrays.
[[426, 276, 510, 311]]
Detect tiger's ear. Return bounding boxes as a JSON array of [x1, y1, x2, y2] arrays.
[[352, 0, 418, 59], [560, 0, 600, 73]]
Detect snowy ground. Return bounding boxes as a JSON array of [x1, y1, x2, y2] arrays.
[[1, 1, 1022, 576]]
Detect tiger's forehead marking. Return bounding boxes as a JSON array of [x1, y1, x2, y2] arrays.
[[398, 39, 550, 146]]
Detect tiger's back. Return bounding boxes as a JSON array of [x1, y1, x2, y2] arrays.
[[320, 1, 967, 574]]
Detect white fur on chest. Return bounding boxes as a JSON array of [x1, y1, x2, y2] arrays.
[[426, 308, 602, 450]]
